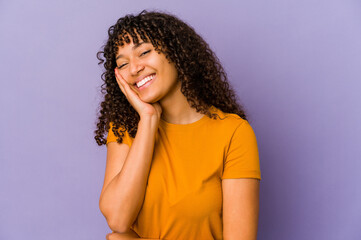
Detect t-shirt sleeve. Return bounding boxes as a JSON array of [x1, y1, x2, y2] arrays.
[[106, 122, 133, 147], [222, 121, 261, 180]]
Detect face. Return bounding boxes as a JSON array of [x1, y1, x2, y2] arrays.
[[115, 38, 179, 103]]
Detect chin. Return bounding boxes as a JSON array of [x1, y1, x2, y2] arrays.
[[140, 95, 160, 104]]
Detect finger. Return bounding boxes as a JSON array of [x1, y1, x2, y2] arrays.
[[114, 69, 127, 96], [114, 69, 129, 92], [152, 102, 163, 116], [117, 78, 126, 95], [115, 71, 138, 99], [118, 75, 132, 92], [114, 68, 126, 83], [114, 69, 131, 89], [105, 233, 111, 240], [114, 69, 143, 108]]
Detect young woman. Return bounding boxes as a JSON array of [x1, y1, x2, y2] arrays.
[[94, 10, 261, 240]]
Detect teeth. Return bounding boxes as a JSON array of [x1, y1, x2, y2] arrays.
[[136, 74, 155, 88]]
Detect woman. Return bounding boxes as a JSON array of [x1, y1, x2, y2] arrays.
[[94, 10, 261, 240]]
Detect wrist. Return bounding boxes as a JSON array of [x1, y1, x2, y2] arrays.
[[138, 115, 160, 129]]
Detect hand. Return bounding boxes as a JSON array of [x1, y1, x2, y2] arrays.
[[115, 68, 162, 120], [106, 231, 136, 240], [105, 231, 159, 240], [106, 232, 124, 240]]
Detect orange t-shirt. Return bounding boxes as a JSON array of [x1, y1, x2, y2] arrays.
[[106, 106, 261, 240]]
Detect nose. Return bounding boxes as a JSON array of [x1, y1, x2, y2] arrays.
[[129, 59, 144, 76]]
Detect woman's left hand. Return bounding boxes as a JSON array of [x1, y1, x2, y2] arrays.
[[105, 231, 159, 240], [106, 232, 133, 240]]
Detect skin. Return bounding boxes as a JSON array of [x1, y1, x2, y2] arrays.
[[222, 178, 260, 240], [114, 39, 205, 124], [101, 37, 260, 239]]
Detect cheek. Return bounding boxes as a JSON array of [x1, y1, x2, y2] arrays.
[[147, 57, 162, 68], [119, 72, 132, 84], [165, 63, 178, 80], [158, 58, 175, 74]]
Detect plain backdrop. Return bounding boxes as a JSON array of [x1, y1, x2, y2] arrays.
[[1, 0, 360, 239]]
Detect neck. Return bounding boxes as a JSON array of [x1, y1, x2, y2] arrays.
[[159, 82, 204, 124]]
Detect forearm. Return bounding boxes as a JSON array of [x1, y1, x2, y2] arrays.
[[107, 229, 158, 240], [100, 116, 159, 232]]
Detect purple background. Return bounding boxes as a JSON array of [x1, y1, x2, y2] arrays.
[[1, 0, 360, 239]]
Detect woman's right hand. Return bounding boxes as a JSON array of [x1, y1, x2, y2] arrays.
[[115, 68, 162, 120]]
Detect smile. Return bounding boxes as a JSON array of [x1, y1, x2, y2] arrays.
[[136, 74, 156, 88]]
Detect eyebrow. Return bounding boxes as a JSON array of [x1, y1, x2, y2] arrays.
[[115, 42, 147, 60]]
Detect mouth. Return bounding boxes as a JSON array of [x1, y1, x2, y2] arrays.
[[134, 73, 156, 90]]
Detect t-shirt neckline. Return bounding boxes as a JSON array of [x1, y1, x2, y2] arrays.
[[159, 107, 215, 131]]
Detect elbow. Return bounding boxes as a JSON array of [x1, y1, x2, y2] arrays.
[[107, 218, 131, 233], [99, 199, 130, 233]]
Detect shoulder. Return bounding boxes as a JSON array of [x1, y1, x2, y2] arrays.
[[211, 107, 256, 144], [109, 122, 127, 132], [209, 106, 250, 130], [107, 122, 133, 147]]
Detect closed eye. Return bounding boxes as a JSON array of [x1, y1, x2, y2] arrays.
[[140, 50, 151, 57], [117, 50, 151, 69], [117, 63, 127, 69]]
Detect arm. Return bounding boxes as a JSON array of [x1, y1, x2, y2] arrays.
[[99, 69, 162, 233], [222, 178, 260, 240], [106, 229, 158, 240], [99, 116, 159, 233]]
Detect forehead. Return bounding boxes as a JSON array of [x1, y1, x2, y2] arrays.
[[115, 32, 149, 52], [115, 40, 152, 58], [116, 30, 149, 47]]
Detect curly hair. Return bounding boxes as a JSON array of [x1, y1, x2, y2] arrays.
[[94, 10, 248, 146]]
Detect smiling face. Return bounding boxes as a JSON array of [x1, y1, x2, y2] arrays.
[[115, 37, 180, 104]]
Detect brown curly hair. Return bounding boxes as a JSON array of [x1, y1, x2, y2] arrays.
[[94, 10, 248, 146]]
